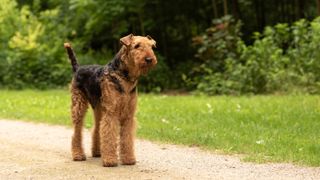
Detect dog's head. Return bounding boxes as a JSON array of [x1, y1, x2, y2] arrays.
[[119, 34, 157, 77]]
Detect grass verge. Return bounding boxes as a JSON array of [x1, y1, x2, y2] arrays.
[[0, 89, 319, 166]]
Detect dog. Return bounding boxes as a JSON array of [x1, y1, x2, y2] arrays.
[[64, 34, 157, 167]]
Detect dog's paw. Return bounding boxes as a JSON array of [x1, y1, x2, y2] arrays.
[[73, 154, 86, 161], [121, 159, 136, 165], [102, 161, 118, 167]]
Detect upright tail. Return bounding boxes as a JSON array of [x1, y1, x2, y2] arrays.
[[64, 43, 79, 73]]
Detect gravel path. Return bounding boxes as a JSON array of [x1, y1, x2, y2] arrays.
[[0, 119, 319, 180]]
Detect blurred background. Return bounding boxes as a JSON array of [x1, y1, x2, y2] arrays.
[[1, 0, 320, 95]]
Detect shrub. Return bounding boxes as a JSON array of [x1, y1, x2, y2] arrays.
[[187, 15, 243, 95], [191, 16, 320, 95], [286, 18, 320, 93], [0, 1, 70, 89]]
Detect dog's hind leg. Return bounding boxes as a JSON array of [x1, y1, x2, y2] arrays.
[[92, 104, 102, 157], [71, 84, 88, 161]]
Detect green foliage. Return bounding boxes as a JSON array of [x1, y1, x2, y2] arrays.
[[1, 89, 320, 166], [188, 16, 243, 95], [191, 16, 320, 95], [0, 0, 174, 91], [286, 18, 320, 93], [0, 1, 70, 89], [193, 15, 242, 73], [68, 0, 150, 46], [2, 0, 320, 94], [0, 0, 19, 86]]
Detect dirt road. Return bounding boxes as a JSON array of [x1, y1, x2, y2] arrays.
[[0, 120, 319, 180]]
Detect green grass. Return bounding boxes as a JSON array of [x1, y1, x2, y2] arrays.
[[0, 90, 319, 166]]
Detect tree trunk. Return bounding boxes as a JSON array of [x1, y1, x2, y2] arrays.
[[158, 1, 168, 65], [223, 0, 228, 15], [295, 0, 304, 18], [289, 0, 295, 22], [283, 0, 288, 22], [254, 0, 260, 30], [280, 0, 285, 22], [231, 0, 241, 20], [260, 0, 265, 28], [139, 13, 145, 35], [212, 0, 218, 19], [254, 0, 265, 31], [317, 0, 320, 16]]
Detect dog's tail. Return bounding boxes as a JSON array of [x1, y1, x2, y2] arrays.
[[64, 43, 79, 73]]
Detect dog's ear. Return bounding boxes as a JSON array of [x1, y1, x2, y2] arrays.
[[120, 34, 134, 47], [146, 35, 156, 48]]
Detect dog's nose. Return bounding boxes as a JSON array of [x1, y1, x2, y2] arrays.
[[145, 57, 153, 64]]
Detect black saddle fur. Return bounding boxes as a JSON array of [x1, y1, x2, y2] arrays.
[[73, 55, 128, 108]]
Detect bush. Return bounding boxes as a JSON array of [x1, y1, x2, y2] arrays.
[[0, 1, 70, 89], [187, 15, 243, 95], [190, 16, 320, 95], [286, 18, 320, 93], [0, 1, 173, 91]]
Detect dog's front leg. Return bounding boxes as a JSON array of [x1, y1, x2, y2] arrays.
[[120, 116, 136, 165], [100, 111, 119, 167]]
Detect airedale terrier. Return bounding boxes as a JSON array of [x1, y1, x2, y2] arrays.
[[64, 34, 157, 167]]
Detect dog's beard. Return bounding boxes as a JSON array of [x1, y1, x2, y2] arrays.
[[140, 67, 150, 75], [139, 65, 154, 75], [138, 60, 157, 75]]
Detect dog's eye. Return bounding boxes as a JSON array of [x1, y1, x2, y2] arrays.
[[134, 44, 140, 49]]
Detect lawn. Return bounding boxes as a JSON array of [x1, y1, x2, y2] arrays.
[[0, 89, 319, 166]]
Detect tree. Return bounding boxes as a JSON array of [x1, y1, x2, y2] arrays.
[[317, 0, 320, 15]]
